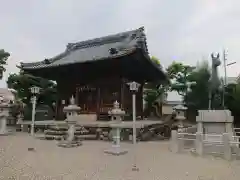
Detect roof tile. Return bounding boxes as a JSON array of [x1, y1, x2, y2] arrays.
[[21, 27, 147, 70]]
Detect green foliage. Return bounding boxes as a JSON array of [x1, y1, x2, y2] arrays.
[[225, 83, 240, 116], [151, 56, 161, 65], [166, 61, 195, 96], [145, 56, 240, 120], [7, 72, 57, 106], [144, 59, 195, 114], [143, 85, 166, 116], [0, 49, 10, 79], [144, 86, 165, 106], [143, 56, 166, 115], [10, 99, 24, 119], [184, 62, 211, 109]]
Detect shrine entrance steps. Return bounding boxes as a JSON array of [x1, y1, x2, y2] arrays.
[[41, 125, 97, 141]]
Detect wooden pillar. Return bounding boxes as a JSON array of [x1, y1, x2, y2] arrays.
[[56, 80, 65, 120], [75, 85, 79, 105], [55, 82, 59, 120], [140, 83, 144, 118], [97, 87, 101, 118], [120, 79, 125, 109]]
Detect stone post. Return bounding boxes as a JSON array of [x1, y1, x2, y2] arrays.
[[170, 130, 179, 153], [178, 132, 184, 153], [196, 116, 203, 133], [195, 132, 203, 156], [226, 122, 234, 138], [21, 125, 29, 132], [223, 133, 232, 161]]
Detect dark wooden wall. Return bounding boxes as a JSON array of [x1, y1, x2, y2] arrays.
[[55, 76, 143, 120]]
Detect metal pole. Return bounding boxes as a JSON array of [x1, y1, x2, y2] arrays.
[[222, 78, 225, 109], [132, 93, 138, 171], [31, 96, 36, 136], [223, 49, 227, 85], [222, 49, 227, 109], [132, 93, 136, 145]]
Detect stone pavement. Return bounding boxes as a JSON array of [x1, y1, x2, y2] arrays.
[[1, 133, 240, 180]]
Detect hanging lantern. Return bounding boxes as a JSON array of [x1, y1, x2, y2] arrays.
[[30, 86, 40, 95], [127, 81, 140, 92]]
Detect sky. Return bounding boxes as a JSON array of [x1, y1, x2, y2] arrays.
[[0, 0, 239, 101]]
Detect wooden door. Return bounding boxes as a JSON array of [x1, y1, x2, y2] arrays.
[[99, 83, 120, 113], [77, 85, 97, 113]]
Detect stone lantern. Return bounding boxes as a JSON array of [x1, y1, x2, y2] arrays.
[[109, 101, 125, 122], [173, 104, 187, 132], [63, 96, 81, 119], [104, 101, 127, 155], [58, 96, 81, 148], [0, 102, 12, 135]]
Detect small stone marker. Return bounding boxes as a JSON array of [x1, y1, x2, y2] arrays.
[[28, 147, 35, 151]]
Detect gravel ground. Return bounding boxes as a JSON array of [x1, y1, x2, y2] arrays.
[[0, 133, 240, 180]]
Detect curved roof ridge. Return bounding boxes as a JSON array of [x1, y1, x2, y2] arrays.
[[66, 27, 144, 51], [20, 27, 149, 70]]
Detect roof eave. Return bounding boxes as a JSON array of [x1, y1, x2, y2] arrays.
[[21, 47, 138, 71], [139, 50, 168, 83]]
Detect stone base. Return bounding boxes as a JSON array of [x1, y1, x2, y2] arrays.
[[35, 134, 48, 140], [0, 130, 12, 136], [132, 165, 139, 171], [104, 146, 128, 155], [57, 140, 82, 148]]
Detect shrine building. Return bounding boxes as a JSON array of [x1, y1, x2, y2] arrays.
[[20, 27, 167, 120]]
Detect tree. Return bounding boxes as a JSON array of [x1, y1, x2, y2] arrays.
[[166, 62, 195, 96], [7, 72, 57, 107], [184, 61, 211, 110], [0, 49, 10, 79], [143, 56, 167, 116], [143, 85, 166, 116], [225, 83, 240, 116], [151, 56, 161, 66]]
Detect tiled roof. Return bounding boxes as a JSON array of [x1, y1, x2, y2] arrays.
[[20, 27, 149, 70]]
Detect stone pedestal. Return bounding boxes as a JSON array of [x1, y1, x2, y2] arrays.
[[196, 110, 236, 154], [104, 126, 128, 155], [197, 110, 233, 138], [0, 104, 11, 135], [104, 101, 127, 155], [58, 96, 82, 148], [58, 121, 82, 148], [195, 132, 203, 156]]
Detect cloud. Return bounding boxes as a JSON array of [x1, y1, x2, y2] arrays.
[[0, 0, 239, 100]]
